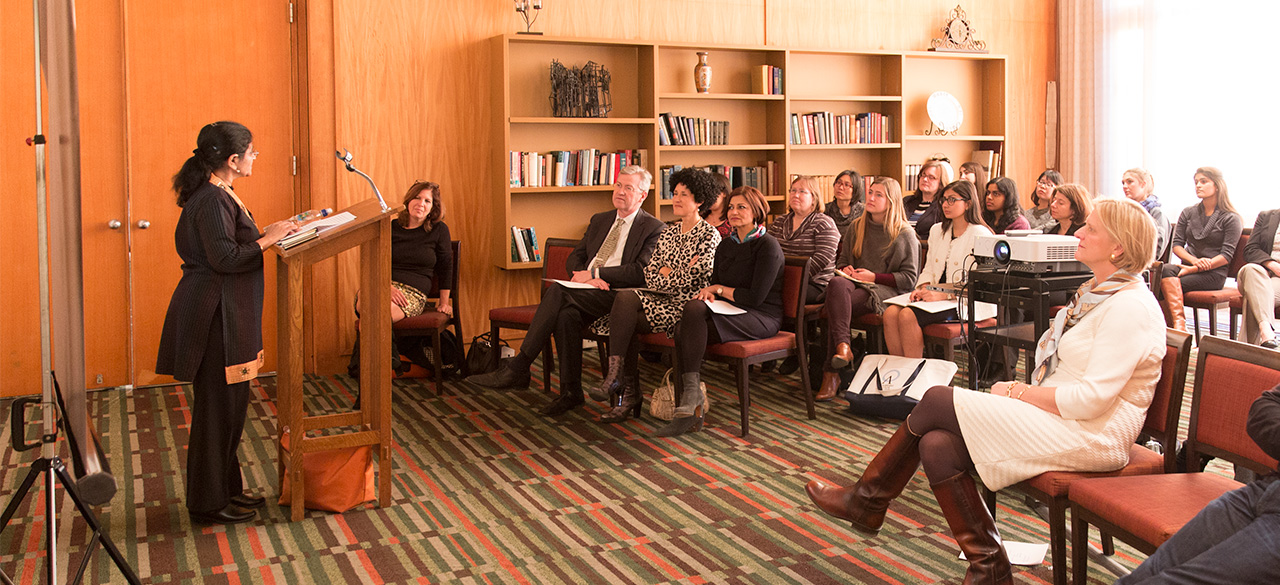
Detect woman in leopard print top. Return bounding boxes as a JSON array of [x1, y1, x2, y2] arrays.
[[588, 168, 722, 423]]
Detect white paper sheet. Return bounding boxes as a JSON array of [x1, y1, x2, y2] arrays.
[[959, 541, 1048, 566], [705, 299, 746, 315], [544, 278, 599, 290]]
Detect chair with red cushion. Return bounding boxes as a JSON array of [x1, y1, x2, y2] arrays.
[[393, 240, 464, 395], [638, 256, 814, 436], [1068, 335, 1280, 584], [487, 237, 579, 391], [1184, 230, 1249, 342], [989, 328, 1192, 585], [922, 318, 997, 363]]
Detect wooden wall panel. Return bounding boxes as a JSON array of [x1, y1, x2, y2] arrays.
[[0, 1, 43, 397], [312, 0, 1056, 372]]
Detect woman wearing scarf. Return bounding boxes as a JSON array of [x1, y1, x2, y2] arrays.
[[656, 186, 785, 437], [805, 198, 1166, 584]]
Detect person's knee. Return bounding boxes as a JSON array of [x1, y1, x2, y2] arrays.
[[909, 386, 955, 429], [682, 298, 710, 320], [1239, 263, 1266, 283]]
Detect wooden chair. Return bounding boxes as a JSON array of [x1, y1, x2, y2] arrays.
[[486, 237, 579, 391], [990, 328, 1192, 585], [393, 240, 464, 395], [922, 318, 997, 363], [1068, 335, 1280, 584], [637, 256, 815, 436], [1184, 230, 1249, 342]]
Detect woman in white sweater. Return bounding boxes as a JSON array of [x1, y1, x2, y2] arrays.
[[882, 180, 992, 358], [806, 198, 1164, 585]]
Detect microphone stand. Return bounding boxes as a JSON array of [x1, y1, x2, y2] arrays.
[[335, 150, 388, 212]]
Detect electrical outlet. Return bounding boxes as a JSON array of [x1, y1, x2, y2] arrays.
[[95, 374, 103, 384]]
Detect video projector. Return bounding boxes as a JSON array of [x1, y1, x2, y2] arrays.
[[974, 231, 1089, 274]]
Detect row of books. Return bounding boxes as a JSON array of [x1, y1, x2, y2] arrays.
[[751, 65, 783, 95], [789, 112, 892, 145], [658, 161, 778, 200], [658, 113, 729, 146], [510, 226, 542, 263], [508, 149, 648, 188], [791, 174, 870, 207]]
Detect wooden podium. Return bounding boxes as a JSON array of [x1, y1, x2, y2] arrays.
[[271, 198, 401, 521]]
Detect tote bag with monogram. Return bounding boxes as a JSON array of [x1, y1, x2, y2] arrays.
[[844, 354, 957, 420]]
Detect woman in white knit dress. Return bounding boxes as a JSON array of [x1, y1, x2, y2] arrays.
[[806, 198, 1165, 584]]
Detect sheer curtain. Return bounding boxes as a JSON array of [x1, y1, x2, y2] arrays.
[[1060, 0, 1275, 223]]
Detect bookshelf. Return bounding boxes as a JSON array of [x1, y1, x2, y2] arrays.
[[493, 35, 1007, 269]]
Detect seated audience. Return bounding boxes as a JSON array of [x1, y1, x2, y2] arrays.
[[1161, 167, 1244, 333], [588, 168, 721, 422], [1022, 169, 1063, 231], [882, 180, 992, 359], [1122, 167, 1171, 262], [959, 161, 987, 187], [807, 197, 1163, 585], [981, 177, 1030, 234], [903, 159, 953, 239], [820, 177, 919, 401], [703, 172, 732, 238], [1238, 207, 1280, 349], [825, 170, 866, 232], [1043, 183, 1092, 236], [467, 166, 667, 418], [1116, 384, 1280, 584], [769, 176, 841, 303], [657, 187, 785, 437]]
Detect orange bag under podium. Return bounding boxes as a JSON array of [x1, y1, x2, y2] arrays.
[[278, 430, 375, 513]]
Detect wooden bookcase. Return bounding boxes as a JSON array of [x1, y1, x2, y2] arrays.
[[492, 34, 1006, 269]]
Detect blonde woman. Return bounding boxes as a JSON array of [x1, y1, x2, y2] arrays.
[[767, 175, 841, 302], [819, 177, 920, 401], [807, 198, 1163, 585]]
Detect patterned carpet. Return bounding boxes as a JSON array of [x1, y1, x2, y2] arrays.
[[0, 349, 1192, 584]]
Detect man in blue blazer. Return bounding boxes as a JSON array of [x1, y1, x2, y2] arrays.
[[468, 166, 666, 415]]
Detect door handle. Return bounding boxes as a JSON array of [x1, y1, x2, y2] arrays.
[[136, 220, 151, 229], [108, 220, 122, 229]]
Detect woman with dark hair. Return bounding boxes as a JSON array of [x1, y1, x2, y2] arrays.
[[1022, 169, 1063, 231], [808, 198, 1165, 585], [1160, 167, 1244, 332], [882, 180, 992, 358], [768, 175, 841, 303], [824, 170, 865, 232], [1044, 183, 1093, 236], [982, 177, 1030, 234], [588, 168, 721, 422], [657, 186, 785, 436], [819, 177, 919, 400], [903, 159, 954, 239], [156, 121, 298, 525], [702, 172, 733, 237], [959, 162, 988, 188]]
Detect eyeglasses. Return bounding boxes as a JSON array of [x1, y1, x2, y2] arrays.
[[788, 188, 812, 195], [941, 196, 967, 205], [1037, 180, 1055, 188]]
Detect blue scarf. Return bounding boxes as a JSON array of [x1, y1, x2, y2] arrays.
[[1139, 194, 1160, 214], [730, 225, 767, 244]]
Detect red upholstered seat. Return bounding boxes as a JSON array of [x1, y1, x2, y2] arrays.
[[488, 305, 537, 324], [1070, 473, 1243, 550], [707, 332, 795, 358], [1021, 445, 1165, 497], [855, 313, 883, 326], [921, 318, 996, 339], [394, 312, 449, 330], [1184, 287, 1240, 304]]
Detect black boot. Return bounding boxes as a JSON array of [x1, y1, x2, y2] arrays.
[[465, 356, 532, 390], [654, 372, 706, 437], [601, 374, 642, 423], [588, 355, 624, 402]]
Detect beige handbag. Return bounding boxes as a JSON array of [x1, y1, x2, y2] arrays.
[[649, 368, 709, 421]]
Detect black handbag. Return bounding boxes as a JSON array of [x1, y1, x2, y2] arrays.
[[465, 332, 508, 375]]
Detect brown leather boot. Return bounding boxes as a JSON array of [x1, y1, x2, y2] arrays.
[[805, 422, 921, 534], [830, 342, 855, 369], [931, 472, 1013, 585], [816, 371, 841, 402], [1160, 277, 1187, 332]]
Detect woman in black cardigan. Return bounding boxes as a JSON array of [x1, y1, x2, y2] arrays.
[[156, 121, 298, 525], [659, 186, 785, 436]]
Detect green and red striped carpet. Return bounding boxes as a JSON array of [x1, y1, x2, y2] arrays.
[[0, 355, 1170, 584]]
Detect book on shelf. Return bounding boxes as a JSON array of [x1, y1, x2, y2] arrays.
[[904, 163, 922, 192], [789, 111, 891, 145], [661, 163, 773, 199], [751, 65, 783, 95], [508, 149, 647, 188], [510, 226, 541, 263]]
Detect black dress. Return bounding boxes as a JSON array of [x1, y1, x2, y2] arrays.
[[156, 180, 265, 514], [390, 220, 452, 295], [708, 233, 786, 341]]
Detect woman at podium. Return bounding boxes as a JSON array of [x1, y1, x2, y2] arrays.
[[156, 121, 298, 525]]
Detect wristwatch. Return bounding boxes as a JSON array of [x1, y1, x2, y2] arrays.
[[716, 286, 724, 296]]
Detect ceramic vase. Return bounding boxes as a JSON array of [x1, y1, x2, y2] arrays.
[[693, 52, 711, 93]]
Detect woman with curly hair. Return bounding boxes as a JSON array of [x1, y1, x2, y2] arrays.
[[588, 167, 722, 423]]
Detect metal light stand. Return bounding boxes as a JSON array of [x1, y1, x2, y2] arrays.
[[0, 1, 137, 583], [336, 150, 388, 212]]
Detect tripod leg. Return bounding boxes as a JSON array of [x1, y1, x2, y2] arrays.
[[0, 459, 48, 531], [45, 461, 56, 585], [51, 460, 141, 585]]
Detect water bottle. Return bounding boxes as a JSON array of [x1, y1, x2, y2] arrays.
[[293, 208, 333, 222]]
